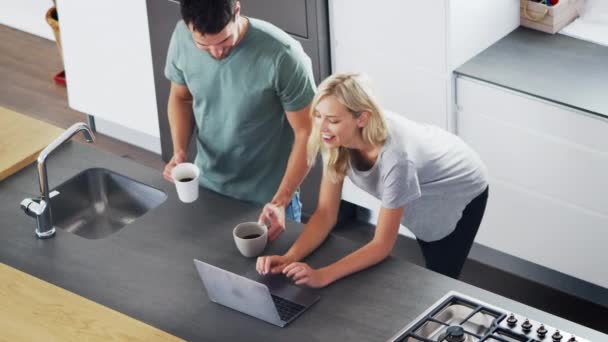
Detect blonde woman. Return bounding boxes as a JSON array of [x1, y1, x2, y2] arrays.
[[256, 73, 488, 287]]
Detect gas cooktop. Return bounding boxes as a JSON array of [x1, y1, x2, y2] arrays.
[[388, 291, 590, 342]]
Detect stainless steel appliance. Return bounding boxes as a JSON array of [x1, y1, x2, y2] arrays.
[[388, 291, 589, 342]]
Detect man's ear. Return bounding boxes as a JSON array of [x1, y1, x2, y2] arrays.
[[234, 1, 241, 17], [357, 111, 371, 128]]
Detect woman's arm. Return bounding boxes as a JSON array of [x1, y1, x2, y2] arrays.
[[284, 205, 404, 287], [257, 170, 343, 275], [283, 171, 344, 262]]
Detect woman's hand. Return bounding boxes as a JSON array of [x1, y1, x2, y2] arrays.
[[282, 262, 330, 288], [256, 255, 291, 275]]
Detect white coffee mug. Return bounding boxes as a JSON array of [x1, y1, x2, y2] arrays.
[[171, 163, 200, 203], [233, 222, 268, 258]]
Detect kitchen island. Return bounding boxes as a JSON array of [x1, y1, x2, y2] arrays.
[[0, 142, 605, 341]]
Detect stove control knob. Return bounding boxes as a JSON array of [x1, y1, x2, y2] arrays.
[[507, 313, 518, 327], [568, 336, 578, 342], [552, 330, 564, 341], [521, 319, 533, 332], [537, 324, 548, 338]]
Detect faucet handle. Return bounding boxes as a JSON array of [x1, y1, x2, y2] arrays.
[[20, 197, 47, 217]]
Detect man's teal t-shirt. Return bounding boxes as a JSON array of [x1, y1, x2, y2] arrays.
[[165, 18, 316, 204]]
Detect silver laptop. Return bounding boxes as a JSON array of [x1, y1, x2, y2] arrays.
[[193, 259, 320, 327]]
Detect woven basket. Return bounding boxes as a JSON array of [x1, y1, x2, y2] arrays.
[[45, 6, 63, 63], [520, 0, 582, 34]]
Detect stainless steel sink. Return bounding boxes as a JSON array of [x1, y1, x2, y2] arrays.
[[49, 168, 166, 239]]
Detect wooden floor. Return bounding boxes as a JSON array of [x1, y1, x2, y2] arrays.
[[0, 24, 164, 171]]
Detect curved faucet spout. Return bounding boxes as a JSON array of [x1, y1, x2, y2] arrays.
[[37, 122, 95, 197], [29, 122, 95, 238]]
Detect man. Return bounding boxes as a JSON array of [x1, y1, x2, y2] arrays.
[[162, 0, 315, 242]]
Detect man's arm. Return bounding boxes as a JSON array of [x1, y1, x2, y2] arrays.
[[162, 82, 195, 182], [271, 104, 312, 207], [259, 104, 313, 241]]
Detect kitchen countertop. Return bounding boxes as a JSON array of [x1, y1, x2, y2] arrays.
[[0, 142, 605, 341], [455, 27, 608, 120]]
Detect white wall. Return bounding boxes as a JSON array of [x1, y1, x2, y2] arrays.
[[0, 0, 56, 40], [449, 0, 520, 70]]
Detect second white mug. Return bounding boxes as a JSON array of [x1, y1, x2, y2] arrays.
[[233, 222, 268, 258]]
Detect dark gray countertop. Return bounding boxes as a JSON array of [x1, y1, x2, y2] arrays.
[[455, 27, 608, 119], [1, 142, 605, 341]]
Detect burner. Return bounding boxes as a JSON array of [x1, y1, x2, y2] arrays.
[[388, 292, 592, 342], [438, 325, 466, 342]]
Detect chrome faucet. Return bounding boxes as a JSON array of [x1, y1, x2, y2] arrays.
[[20, 122, 95, 238]]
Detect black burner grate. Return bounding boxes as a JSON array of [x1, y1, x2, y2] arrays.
[[393, 294, 535, 342]]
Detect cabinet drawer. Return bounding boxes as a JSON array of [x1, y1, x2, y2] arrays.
[[457, 77, 608, 217], [476, 179, 608, 288], [457, 77, 608, 154]]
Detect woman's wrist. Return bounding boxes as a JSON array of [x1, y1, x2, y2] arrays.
[[318, 266, 336, 287], [282, 251, 298, 264]]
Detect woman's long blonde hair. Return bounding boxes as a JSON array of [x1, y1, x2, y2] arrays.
[[307, 73, 388, 183]]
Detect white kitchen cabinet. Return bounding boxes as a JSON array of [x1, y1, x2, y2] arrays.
[[330, 0, 448, 75], [329, 0, 520, 226], [329, 0, 519, 128], [57, 0, 160, 152], [456, 76, 608, 288]]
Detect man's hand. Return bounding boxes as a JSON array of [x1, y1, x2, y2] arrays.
[[163, 151, 187, 183], [256, 255, 291, 275], [283, 262, 330, 288], [258, 203, 286, 242]]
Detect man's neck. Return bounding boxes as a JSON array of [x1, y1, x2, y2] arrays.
[[234, 16, 249, 46]]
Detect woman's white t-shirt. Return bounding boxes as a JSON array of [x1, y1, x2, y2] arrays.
[[347, 116, 488, 242]]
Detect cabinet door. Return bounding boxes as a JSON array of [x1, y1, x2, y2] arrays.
[[147, 0, 182, 160], [242, 0, 330, 84], [329, 0, 448, 129], [456, 76, 608, 288], [330, 0, 447, 75], [58, 0, 159, 138]]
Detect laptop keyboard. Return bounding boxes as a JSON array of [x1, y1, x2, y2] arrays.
[[271, 294, 306, 322]]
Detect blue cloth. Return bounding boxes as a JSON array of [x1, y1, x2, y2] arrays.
[[285, 191, 302, 223]]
